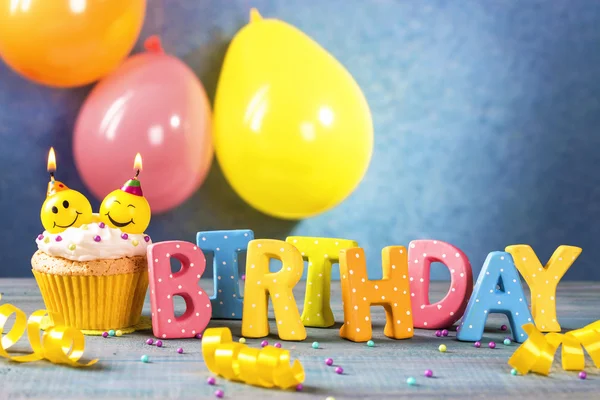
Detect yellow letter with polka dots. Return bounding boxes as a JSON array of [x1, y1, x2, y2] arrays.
[[339, 246, 414, 342], [242, 239, 306, 341], [286, 236, 358, 328], [505, 244, 582, 332]]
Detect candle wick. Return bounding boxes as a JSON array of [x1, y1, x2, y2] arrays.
[[50, 172, 55, 183], [135, 169, 140, 178]]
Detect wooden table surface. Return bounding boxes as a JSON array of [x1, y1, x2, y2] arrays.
[[1, 279, 599, 399]]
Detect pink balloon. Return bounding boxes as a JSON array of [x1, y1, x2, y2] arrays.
[[74, 37, 213, 213]]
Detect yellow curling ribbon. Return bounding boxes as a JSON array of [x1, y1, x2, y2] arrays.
[[0, 294, 97, 367], [202, 327, 305, 389], [508, 321, 600, 375]]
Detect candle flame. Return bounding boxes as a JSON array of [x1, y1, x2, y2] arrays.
[[134, 153, 143, 172], [47, 147, 56, 173]]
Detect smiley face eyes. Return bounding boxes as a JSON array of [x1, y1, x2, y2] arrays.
[[51, 201, 70, 214], [110, 200, 135, 209]]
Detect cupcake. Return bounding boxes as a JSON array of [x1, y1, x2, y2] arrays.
[[32, 177, 151, 331]]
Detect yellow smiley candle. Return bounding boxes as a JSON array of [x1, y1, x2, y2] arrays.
[[99, 153, 151, 234], [40, 148, 93, 234]]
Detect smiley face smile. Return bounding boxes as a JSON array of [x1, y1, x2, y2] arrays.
[[53, 211, 82, 229], [105, 212, 134, 228]]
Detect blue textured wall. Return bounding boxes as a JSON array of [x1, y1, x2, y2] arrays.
[[1, 0, 600, 281]]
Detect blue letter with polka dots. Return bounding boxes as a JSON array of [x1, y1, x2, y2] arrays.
[[456, 251, 532, 343], [196, 229, 254, 319]]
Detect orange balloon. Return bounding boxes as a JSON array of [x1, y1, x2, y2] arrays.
[[0, 0, 146, 88]]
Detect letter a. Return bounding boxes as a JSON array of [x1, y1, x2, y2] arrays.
[[457, 252, 533, 343]]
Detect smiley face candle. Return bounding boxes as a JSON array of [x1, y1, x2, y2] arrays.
[[40, 148, 93, 233], [99, 153, 151, 234]]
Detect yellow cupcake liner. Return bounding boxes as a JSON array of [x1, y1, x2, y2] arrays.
[[32, 270, 148, 331]]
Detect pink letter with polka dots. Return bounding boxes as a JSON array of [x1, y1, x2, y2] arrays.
[[408, 240, 473, 329], [147, 240, 212, 339]]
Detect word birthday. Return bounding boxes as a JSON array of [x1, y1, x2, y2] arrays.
[[146, 230, 581, 344]]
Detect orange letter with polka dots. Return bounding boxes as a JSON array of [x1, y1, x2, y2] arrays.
[[339, 246, 414, 342], [242, 239, 306, 341]]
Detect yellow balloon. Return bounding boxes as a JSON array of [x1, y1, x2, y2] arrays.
[[213, 9, 373, 219], [0, 0, 146, 88]]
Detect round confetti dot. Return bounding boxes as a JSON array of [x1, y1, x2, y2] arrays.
[[207, 377, 216, 385], [239, 337, 246, 344], [296, 383, 303, 391], [406, 376, 416, 386], [99, 222, 106, 228], [177, 347, 184, 354], [93, 235, 102, 242], [102, 331, 109, 338], [501, 324, 508, 331], [456, 325, 460, 332], [474, 341, 481, 348], [438, 344, 447, 353], [312, 341, 319, 349], [68, 244, 76, 251], [488, 341, 496, 349], [108, 330, 115, 337], [503, 338, 512, 346], [37, 234, 44, 241], [241, 274, 246, 281], [215, 389, 224, 398], [140, 355, 149, 363], [156, 340, 163, 348], [44, 237, 50, 243], [121, 233, 129, 240], [115, 330, 123, 337], [424, 369, 433, 378], [274, 342, 282, 348], [261, 340, 268, 347], [325, 358, 334, 366], [146, 338, 154, 345], [196, 333, 203, 339], [441, 329, 449, 337], [511, 369, 518, 376], [367, 340, 375, 347], [435, 330, 442, 337], [335, 366, 344, 374], [579, 371, 587, 380], [144, 235, 150, 242], [55, 236, 62, 242]]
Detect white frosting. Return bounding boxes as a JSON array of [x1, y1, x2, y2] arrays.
[[36, 222, 151, 261]]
